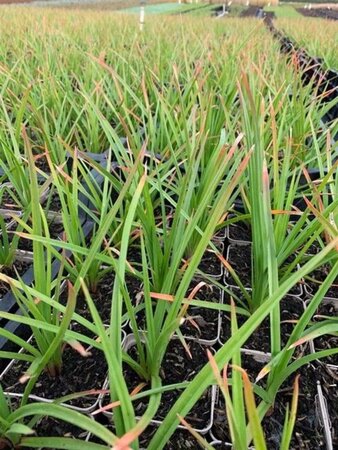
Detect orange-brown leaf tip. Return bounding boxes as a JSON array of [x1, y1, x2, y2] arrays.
[[256, 366, 270, 382]]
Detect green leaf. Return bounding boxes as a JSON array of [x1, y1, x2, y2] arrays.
[[21, 437, 109, 449], [8, 423, 35, 436]]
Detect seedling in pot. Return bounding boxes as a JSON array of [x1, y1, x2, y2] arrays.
[[99, 335, 216, 434], [0, 114, 52, 212], [135, 281, 223, 345], [126, 141, 249, 379], [0, 277, 76, 380], [181, 338, 300, 450], [0, 387, 91, 448]]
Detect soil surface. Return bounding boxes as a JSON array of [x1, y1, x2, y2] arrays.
[[304, 241, 324, 255], [65, 272, 141, 335], [102, 339, 214, 431], [34, 416, 89, 439], [0, 188, 22, 210], [139, 427, 206, 449], [225, 245, 251, 287], [262, 364, 326, 449], [313, 302, 338, 366], [181, 284, 222, 342], [9, 221, 65, 252], [33, 152, 52, 175], [225, 246, 302, 296], [213, 362, 327, 449], [16, 417, 89, 450], [136, 282, 222, 342], [42, 191, 63, 212], [198, 249, 223, 278], [228, 222, 252, 242], [0, 215, 16, 225], [89, 423, 211, 449], [127, 245, 142, 266], [305, 264, 338, 299], [320, 368, 338, 447], [221, 294, 306, 353], [0, 259, 31, 300], [1, 346, 107, 410]]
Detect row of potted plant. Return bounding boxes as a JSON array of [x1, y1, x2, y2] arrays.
[[0, 9, 337, 449]]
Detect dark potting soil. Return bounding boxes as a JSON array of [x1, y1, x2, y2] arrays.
[[198, 249, 222, 278], [208, 443, 230, 449], [104, 340, 214, 430], [155, 340, 214, 429], [42, 191, 63, 212], [33, 416, 89, 440], [138, 427, 207, 449], [66, 272, 141, 336], [241, 353, 268, 383], [213, 363, 326, 449], [220, 292, 306, 353], [240, 5, 260, 17], [150, 386, 212, 430], [0, 184, 50, 210], [89, 423, 210, 449], [226, 246, 302, 296], [225, 245, 251, 287], [305, 264, 338, 299], [8, 221, 65, 252], [1, 346, 107, 409], [304, 241, 323, 255], [297, 7, 338, 20], [18, 416, 89, 450], [262, 364, 326, 450], [33, 153, 51, 174], [0, 259, 31, 299], [312, 302, 338, 366], [127, 245, 142, 266], [228, 222, 252, 242], [180, 284, 222, 342], [212, 354, 266, 442], [0, 188, 21, 210], [136, 283, 222, 342], [0, 214, 16, 225]]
